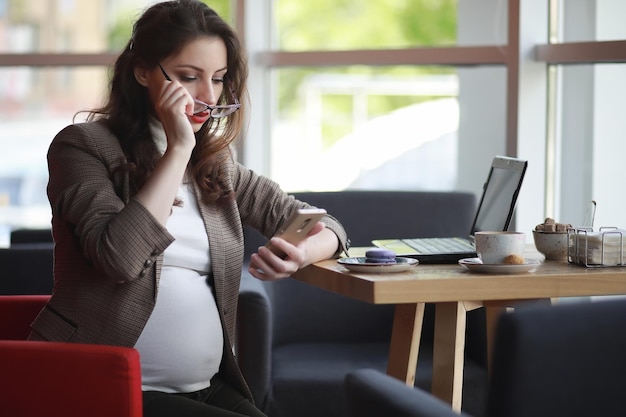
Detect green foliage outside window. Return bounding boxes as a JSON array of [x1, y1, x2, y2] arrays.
[[277, 0, 456, 51], [276, 0, 457, 148]]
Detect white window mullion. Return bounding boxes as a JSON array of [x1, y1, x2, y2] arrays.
[[241, 0, 273, 176]]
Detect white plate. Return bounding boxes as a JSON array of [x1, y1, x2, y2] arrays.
[[458, 257, 540, 274], [337, 257, 418, 273]]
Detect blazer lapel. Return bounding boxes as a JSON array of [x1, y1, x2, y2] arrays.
[[191, 182, 226, 301]]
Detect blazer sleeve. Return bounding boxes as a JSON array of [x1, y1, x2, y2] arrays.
[[47, 122, 174, 283], [232, 162, 349, 257]]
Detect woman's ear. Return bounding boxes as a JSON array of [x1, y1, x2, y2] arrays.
[[134, 65, 150, 87]]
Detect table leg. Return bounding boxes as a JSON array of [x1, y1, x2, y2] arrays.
[[386, 302, 425, 385], [431, 302, 467, 412]]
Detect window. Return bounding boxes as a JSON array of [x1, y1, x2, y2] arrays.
[[269, 66, 460, 192], [0, 0, 231, 243], [537, 0, 626, 229], [244, 0, 626, 236], [1, 0, 625, 245], [245, 0, 510, 194]]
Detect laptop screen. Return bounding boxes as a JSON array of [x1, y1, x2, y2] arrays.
[[470, 156, 528, 236]]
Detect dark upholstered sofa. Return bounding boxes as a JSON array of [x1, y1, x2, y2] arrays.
[[9, 228, 53, 246], [236, 191, 489, 417], [0, 228, 54, 295], [0, 245, 54, 295]]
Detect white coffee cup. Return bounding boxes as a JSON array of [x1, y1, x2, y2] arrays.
[[475, 231, 526, 264]]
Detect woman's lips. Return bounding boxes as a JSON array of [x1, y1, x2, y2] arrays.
[[189, 112, 209, 124]]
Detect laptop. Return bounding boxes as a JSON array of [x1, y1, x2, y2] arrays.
[[372, 155, 528, 264]]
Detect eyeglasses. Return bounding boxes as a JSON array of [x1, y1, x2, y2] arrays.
[[158, 63, 240, 118]]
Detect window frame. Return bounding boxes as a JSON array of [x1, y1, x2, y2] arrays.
[[1, 0, 625, 234]]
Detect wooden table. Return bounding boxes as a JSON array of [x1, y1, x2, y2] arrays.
[[292, 248, 626, 412]]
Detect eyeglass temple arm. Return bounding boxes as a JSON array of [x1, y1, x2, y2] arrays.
[[228, 86, 240, 106]]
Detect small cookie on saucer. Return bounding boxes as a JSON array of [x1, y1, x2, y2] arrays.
[[503, 254, 525, 265]]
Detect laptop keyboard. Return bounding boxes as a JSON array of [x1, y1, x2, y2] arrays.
[[404, 237, 475, 254]]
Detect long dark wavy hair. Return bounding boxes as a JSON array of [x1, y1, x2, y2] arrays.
[[87, 0, 248, 204]]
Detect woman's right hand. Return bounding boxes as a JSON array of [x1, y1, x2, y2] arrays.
[[155, 78, 197, 153]]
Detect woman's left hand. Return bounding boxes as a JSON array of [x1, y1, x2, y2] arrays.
[[248, 222, 333, 281]]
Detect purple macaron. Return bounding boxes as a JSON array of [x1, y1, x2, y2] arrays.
[[365, 248, 397, 264]]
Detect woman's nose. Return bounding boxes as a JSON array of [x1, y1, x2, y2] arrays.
[[198, 80, 218, 105]]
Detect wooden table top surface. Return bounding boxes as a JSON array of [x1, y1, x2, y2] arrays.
[[293, 247, 626, 304]]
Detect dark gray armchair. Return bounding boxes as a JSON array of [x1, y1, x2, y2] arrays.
[[236, 191, 488, 417], [0, 246, 53, 295], [10, 228, 53, 246], [346, 368, 469, 417], [0, 228, 54, 295], [345, 298, 626, 417]]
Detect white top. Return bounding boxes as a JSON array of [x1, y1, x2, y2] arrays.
[[134, 120, 224, 393]]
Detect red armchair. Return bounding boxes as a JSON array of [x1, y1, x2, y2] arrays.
[[0, 295, 143, 417]]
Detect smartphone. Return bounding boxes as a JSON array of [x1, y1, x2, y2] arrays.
[[265, 208, 327, 258]]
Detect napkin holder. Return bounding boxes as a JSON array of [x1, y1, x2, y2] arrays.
[[568, 227, 626, 267]]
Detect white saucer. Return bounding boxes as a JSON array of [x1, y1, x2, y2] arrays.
[[458, 257, 540, 274], [337, 257, 418, 273]]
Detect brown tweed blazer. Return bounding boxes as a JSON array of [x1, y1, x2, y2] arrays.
[[30, 120, 348, 400]]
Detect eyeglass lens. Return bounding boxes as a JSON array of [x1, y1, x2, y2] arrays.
[[192, 102, 238, 118]]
